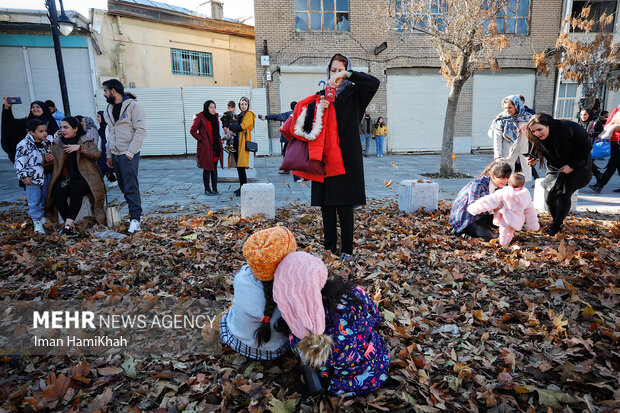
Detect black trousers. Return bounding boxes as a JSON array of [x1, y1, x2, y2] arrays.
[[52, 176, 91, 222], [281, 140, 288, 157], [545, 190, 573, 231], [597, 140, 620, 188], [321, 205, 354, 255], [462, 214, 496, 241], [202, 169, 218, 192], [237, 167, 247, 186]]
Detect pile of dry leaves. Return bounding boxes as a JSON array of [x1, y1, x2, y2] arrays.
[[0, 199, 618, 412]]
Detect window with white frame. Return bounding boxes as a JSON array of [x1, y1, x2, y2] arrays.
[[556, 83, 578, 119], [295, 0, 350, 31], [171, 49, 213, 77]]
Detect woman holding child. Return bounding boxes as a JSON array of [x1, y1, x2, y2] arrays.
[[449, 161, 512, 241], [46, 116, 106, 237]]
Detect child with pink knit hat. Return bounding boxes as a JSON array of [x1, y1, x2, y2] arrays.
[[273, 251, 389, 396], [467, 172, 539, 246]]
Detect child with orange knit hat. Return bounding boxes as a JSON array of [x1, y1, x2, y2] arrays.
[[218, 226, 297, 360], [273, 251, 389, 396]]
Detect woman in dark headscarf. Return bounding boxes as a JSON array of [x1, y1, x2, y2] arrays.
[[526, 113, 592, 235], [311, 53, 380, 260], [190, 100, 223, 195], [2, 99, 59, 163]]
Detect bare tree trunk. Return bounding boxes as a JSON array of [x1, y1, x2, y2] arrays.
[[440, 79, 465, 176]]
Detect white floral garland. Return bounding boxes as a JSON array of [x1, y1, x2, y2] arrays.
[[292, 100, 326, 142]]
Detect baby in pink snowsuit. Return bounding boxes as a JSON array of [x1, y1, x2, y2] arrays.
[[467, 173, 539, 246]]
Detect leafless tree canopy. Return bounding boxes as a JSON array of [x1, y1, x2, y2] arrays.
[[383, 0, 510, 174], [390, 0, 509, 85], [534, 5, 620, 110]]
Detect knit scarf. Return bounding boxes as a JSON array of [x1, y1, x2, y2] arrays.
[[204, 112, 221, 154], [490, 95, 532, 144], [60, 136, 80, 179]]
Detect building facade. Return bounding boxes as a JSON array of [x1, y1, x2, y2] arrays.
[[554, 0, 620, 120], [254, 0, 564, 154], [0, 1, 257, 159], [93, 0, 256, 89], [0, 9, 97, 121]]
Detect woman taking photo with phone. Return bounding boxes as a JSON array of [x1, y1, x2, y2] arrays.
[[312, 53, 380, 260], [2, 98, 59, 163], [526, 113, 592, 236], [46, 116, 106, 237]]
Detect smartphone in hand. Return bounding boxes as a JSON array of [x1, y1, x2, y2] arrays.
[[324, 85, 336, 103], [7, 97, 22, 104], [523, 152, 537, 159]]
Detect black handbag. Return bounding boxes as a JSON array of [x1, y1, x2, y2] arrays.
[[245, 141, 258, 152]]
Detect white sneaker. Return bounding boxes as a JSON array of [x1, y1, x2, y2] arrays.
[[33, 220, 46, 234], [128, 219, 141, 234]]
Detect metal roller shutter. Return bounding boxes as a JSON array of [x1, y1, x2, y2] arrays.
[[0, 47, 32, 119], [96, 88, 186, 156], [471, 69, 536, 149], [96, 86, 269, 156], [26, 47, 97, 120], [386, 68, 449, 152]]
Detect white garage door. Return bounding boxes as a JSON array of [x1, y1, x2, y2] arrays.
[[279, 68, 326, 113], [0, 47, 32, 119], [471, 69, 536, 149], [0, 44, 95, 158], [27, 47, 97, 120], [387, 68, 449, 152]]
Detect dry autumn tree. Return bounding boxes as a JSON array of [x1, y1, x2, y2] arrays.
[[534, 5, 620, 111], [389, 0, 509, 176]]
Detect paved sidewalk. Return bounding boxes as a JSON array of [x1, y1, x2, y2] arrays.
[[1, 154, 619, 216]]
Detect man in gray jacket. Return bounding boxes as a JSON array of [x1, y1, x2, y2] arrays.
[[103, 79, 146, 233]]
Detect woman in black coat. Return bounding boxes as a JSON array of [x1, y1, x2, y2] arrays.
[[526, 113, 592, 235], [312, 53, 380, 259], [2, 99, 59, 163]]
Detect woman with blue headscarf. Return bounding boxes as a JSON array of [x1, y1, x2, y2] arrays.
[[488, 95, 533, 181]]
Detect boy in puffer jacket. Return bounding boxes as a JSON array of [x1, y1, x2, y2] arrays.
[[467, 172, 539, 245], [14, 119, 54, 234]]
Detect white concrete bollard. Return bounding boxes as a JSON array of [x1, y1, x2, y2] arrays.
[[533, 178, 578, 212], [241, 183, 275, 219], [398, 180, 439, 212], [58, 196, 94, 224]]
